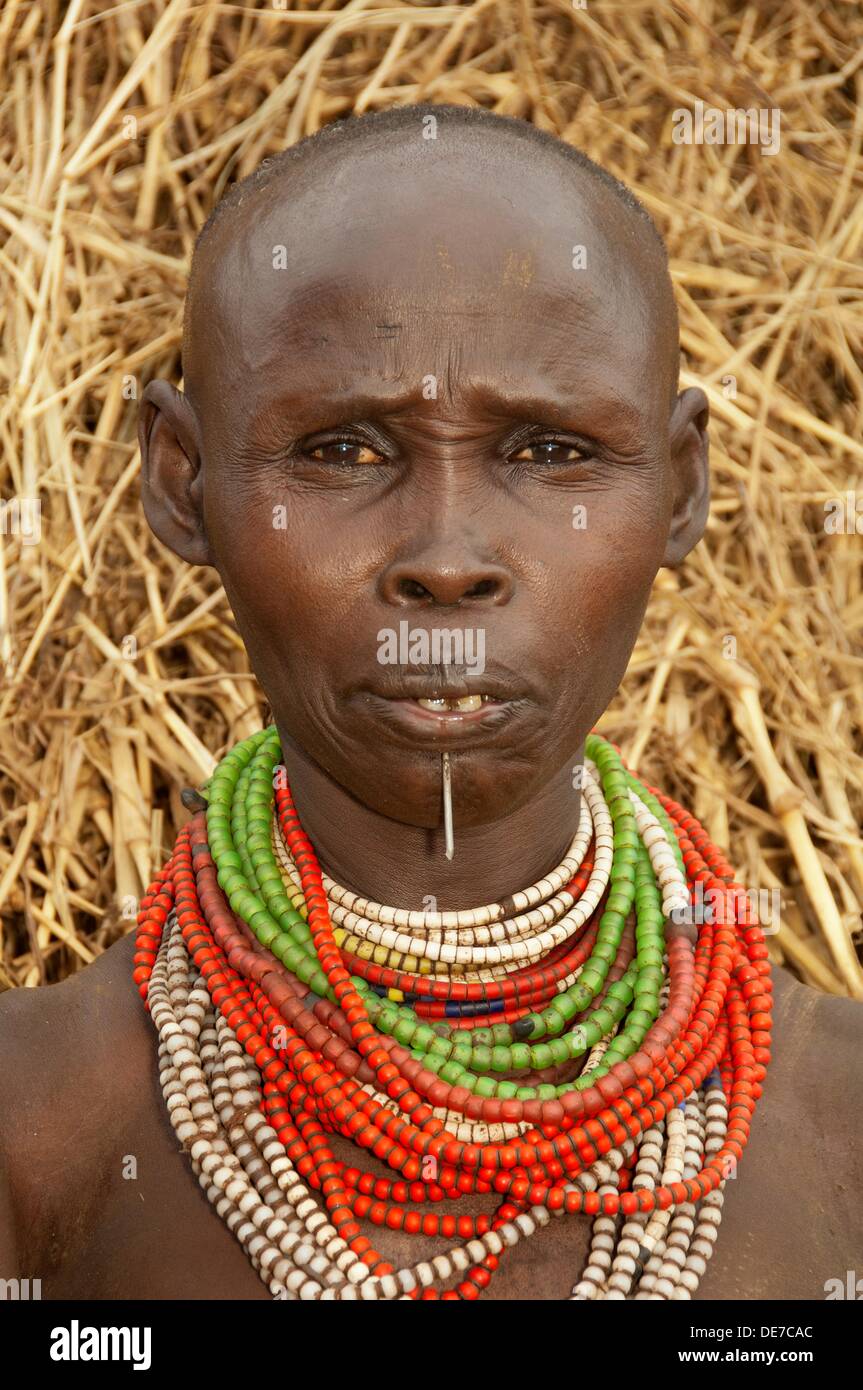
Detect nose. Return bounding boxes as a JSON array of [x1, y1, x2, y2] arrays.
[[377, 541, 514, 608]]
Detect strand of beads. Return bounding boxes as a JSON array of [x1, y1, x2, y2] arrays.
[[134, 724, 772, 1299], [274, 773, 607, 959], [144, 905, 731, 1299], [272, 810, 601, 992], [322, 791, 595, 931], [299, 845, 605, 1017], [271, 751, 670, 1111], [208, 728, 761, 1150]]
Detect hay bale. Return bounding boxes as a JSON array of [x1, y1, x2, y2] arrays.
[[1, 0, 861, 995]]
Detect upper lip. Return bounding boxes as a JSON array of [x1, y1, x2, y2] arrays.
[[359, 664, 528, 703]]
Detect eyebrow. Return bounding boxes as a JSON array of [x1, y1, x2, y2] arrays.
[[467, 381, 649, 437], [245, 376, 651, 444]]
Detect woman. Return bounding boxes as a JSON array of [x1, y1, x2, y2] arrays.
[[1, 105, 860, 1301]]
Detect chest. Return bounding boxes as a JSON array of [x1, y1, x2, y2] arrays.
[[36, 1095, 858, 1302]]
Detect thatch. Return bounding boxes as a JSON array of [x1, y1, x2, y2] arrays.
[[1, 0, 861, 997]]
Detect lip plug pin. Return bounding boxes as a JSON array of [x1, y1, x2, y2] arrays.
[[441, 752, 454, 861]]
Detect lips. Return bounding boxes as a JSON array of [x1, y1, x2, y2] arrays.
[[388, 692, 506, 723], [362, 665, 527, 706], [352, 689, 530, 748], [348, 663, 536, 746]]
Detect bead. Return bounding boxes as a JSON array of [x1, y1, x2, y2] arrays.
[[135, 725, 771, 1301]]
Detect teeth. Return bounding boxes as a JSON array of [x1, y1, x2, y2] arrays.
[[417, 694, 485, 712]]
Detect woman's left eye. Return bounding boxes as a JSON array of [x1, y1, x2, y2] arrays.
[[307, 440, 382, 465], [510, 440, 584, 465]]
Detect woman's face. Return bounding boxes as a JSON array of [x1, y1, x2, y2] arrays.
[[141, 133, 708, 832]]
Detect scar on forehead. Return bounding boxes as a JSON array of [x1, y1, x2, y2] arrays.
[[436, 243, 454, 277], [183, 113, 680, 411], [502, 250, 535, 289], [432, 240, 534, 289]]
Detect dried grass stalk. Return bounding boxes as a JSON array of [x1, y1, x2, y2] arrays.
[[1, 1, 861, 995]]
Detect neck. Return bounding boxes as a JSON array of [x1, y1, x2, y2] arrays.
[[275, 724, 583, 910]]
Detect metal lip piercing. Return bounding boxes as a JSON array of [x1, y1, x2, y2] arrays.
[[441, 751, 454, 860]]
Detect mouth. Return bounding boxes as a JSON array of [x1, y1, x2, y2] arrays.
[[411, 692, 498, 714], [354, 687, 530, 744], [387, 690, 509, 726]]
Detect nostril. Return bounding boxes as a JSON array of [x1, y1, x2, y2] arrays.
[[466, 578, 498, 600], [399, 578, 433, 602]]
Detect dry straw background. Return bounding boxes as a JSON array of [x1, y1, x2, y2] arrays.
[[1, 0, 862, 999]]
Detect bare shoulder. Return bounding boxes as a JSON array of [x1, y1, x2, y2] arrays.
[[694, 961, 863, 1300], [769, 958, 863, 1078], [0, 932, 157, 1270], [0, 930, 151, 1113], [0, 932, 270, 1299], [752, 960, 862, 1151]]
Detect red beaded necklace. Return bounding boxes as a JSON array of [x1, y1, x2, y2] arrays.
[[133, 729, 772, 1300]]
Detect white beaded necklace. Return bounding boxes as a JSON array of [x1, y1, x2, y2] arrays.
[[148, 768, 728, 1300], [271, 761, 614, 971]]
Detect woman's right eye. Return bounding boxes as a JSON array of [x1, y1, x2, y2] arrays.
[[306, 439, 382, 466]]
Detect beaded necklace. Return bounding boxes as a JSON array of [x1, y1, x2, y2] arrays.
[[134, 726, 771, 1300]]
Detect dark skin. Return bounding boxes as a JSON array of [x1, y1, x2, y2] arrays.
[[1, 126, 860, 1299]]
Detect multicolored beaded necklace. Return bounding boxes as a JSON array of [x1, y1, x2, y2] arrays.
[[134, 725, 772, 1300]]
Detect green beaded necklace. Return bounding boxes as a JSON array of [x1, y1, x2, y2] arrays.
[[203, 727, 683, 1101]]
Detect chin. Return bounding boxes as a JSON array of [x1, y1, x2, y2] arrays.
[[340, 745, 556, 828]]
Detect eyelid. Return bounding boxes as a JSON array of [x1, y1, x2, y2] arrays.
[[308, 439, 381, 463], [295, 425, 596, 466], [507, 434, 588, 461], [300, 429, 389, 464]]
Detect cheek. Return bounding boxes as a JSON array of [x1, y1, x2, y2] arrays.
[[580, 532, 661, 634], [206, 489, 385, 732], [539, 483, 667, 608], [532, 495, 666, 697], [206, 485, 338, 643]]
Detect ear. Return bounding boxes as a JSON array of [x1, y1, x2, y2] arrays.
[[138, 379, 210, 566], [663, 386, 710, 567]]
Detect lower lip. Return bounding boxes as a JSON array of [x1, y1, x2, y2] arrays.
[[357, 693, 524, 742]]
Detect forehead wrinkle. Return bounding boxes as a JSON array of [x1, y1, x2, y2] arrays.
[[191, 177, 674, 431], [218, 269, 662, 442], [467, 378, 651, 438], [221, 268, 611, 381], [186, 124, 678, 400], [237, 356, 656, 453]]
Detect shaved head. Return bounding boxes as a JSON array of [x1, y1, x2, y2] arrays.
[[182, 104, 679, 418]]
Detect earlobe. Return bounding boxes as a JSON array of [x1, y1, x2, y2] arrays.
[[138, 380, 211, 566], [662, 386, 710, 568]]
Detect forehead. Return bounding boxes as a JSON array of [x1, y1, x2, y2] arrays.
[[188, 136, 673, 433]]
